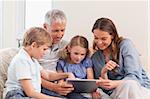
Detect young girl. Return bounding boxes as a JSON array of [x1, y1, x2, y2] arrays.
[[3, 27, 73, 99], [56, 35, 111, 99]]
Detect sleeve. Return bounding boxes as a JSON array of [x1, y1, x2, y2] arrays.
[[56, 59, 65, 72], [83, 58, 93, 68], [120, 39, 142, 81], [39, 65, 43, 71], [15, 59, 32, 80]]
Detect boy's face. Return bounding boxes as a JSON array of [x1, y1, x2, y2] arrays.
[[69, 46, 86, 64], [32, 43, 50, 59], [44, 22, 66, 44]]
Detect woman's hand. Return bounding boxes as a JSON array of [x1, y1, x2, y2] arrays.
[[96, 77, 123, 90], [92, 91, 101, 99], [101, 60, 119, 79]]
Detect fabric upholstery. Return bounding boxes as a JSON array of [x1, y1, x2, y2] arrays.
[[0, 48, 18, 99]]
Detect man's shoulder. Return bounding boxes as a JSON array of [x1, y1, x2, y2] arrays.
[[57, 40, 68, 49], [59, 40, 68, 46]]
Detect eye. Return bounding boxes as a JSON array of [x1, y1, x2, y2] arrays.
[[101, 37, 107, 41], [74, 52, 79, 55], [94, 37, 98, 40], [43, 47, 49, 51], [43, 48, 47, 51], [61, 29, 65, 32], [81, 54, 85, 56], [51, 29, 59, 32]]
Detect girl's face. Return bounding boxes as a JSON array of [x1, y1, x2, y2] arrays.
[[69, 45, 87, 64], [32, 43, 50, 59], [93, 29, 113, 50]]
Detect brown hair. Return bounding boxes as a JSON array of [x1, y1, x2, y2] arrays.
[[59, 35, 89, 60], [22, 27, 52, 47], [92, 18, 124, 64]]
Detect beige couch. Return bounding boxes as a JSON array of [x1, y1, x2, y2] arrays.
[[0, 48, 18, 99], [0, 48, 150, 99]]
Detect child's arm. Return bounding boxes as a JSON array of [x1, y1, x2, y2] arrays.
[[41, 69, 74, 81], [86, 67, 94, 79], [20, 79, 60, 99], [57, 70, 65, 83]]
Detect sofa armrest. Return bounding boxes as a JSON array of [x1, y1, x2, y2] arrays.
[[0, 48, 19, 99]]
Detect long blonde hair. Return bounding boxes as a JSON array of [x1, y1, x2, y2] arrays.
[[59, 35, 89, 60]]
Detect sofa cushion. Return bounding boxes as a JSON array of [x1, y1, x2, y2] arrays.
[[0, 48, 18, 99]]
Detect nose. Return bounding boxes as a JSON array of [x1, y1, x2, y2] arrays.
[[97, 40, 102, 44], [77, 55, 82, 60], [57, 30, 64, 37]]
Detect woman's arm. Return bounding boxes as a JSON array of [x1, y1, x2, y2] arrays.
[[101, 60, 118, 79], [20, 79, 60, 99], [120, 39, 142, 81], [96, 77, 125, 90]]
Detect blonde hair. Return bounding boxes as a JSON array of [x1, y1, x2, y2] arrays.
[[22, 27, 52, 47], [59, 35, 89, 60]]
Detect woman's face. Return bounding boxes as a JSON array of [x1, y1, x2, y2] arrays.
[[69, 46, 86, 64], [93, 29, 113, 50]]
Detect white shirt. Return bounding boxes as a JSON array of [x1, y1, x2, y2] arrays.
[[39, 40, 68, 71], [4, 48, 42, 98]]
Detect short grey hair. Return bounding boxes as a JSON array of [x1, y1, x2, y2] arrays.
[[44, 9, 67, 25]]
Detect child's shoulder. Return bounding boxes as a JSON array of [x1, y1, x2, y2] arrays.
[[12, 48, 32, 64], [58, 59, 67, 66], [82, 57, 92, 66]]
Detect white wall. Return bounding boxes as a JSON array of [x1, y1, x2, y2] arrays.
[[0, 0, 52, 49], [0, 0, 149, 72], [0, 0, 25, 48], [25, 0, 52, 29], [148, 0, 150, 73], [0, 1, 2, 49], [52, 0, 150, 72]]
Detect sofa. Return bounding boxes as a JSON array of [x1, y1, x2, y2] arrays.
[[0, 48, 19, 99], [0, 47, 150, 99]]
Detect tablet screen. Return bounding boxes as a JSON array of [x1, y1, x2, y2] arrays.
[[67, 79, 98, 93]]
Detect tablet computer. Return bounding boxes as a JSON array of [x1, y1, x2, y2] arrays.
[[66, 79, 99, 93]]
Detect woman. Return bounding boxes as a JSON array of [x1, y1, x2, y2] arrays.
[[91, 17, 150, 99]]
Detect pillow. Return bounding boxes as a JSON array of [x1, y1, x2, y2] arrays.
[[0, 48, 18, 98]]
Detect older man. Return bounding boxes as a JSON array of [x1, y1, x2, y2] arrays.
[[39, 9, 87, 99]]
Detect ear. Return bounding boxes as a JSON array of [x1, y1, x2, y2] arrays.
[[31, 42, 38, 49], [67, 45, 71, 53], [43, 23, 47, 29], [111, 35, 114, 40]]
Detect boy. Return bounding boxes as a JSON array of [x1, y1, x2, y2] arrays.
[[3, 27, 73, 99]]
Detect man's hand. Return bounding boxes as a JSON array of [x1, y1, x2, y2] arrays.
[[67, 72, 75, 79], [52, 82, 74, 96]]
